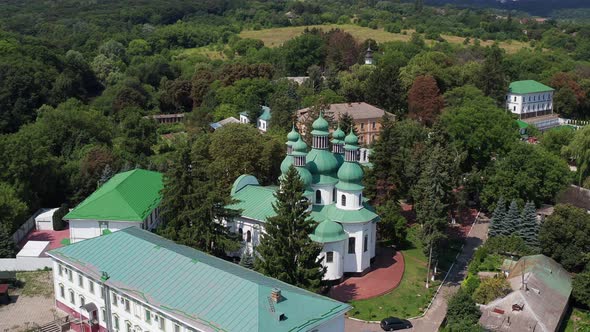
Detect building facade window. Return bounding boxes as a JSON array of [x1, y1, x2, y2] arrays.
[[68, 269, 73, 282], [101, 307, 106, 322], [238, 228, 243, 240], [100, 287, 104, 299], [246, 230, 251, 243], [341, 194, 346, 207], [114, 315, 120, 330], [126, 321, 132, 332], [175, 324, 181, 332], [145, 309, 151, 323], [59, 265, 63, 276], [315, 190, 321, 204], [348, 237, 356, 254], [332, 188, 336, 202], [59, 284, 65, 298], [359, 193, 362, 205], [124, 298, 130, 312], [89, 280, 94, 294], [372, 122, 376, 129], [112, 292, 118, 306], [326, 251, 334, 263], [78, 274, 83, 288], [364, 235, 368, 252], [69, 290, 75, 305], [159, 316, 166, 330], [80, 295, 85, 307]]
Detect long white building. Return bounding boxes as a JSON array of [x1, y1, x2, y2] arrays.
[[506, 80, 555, 119], [48, 227, 350, 332]]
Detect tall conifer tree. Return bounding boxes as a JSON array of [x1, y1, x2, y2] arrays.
[[255, 166, 325, 291], [504, 200, 522, 235], [518, 201, 539, 248], [489, 197, 507, 237]]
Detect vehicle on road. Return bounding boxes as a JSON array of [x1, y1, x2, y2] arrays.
[[380, 317, 412, 331]]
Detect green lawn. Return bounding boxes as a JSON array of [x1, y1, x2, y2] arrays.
[[16, 271, 54, 298], [348, 226, 438, 320], [562, 307, 590, 332]]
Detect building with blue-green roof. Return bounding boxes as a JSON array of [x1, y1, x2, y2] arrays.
[[227, 113, 380, 282], [507, 80, 555, 120], [239, 106, 271, 132], [48, 227, 350, 332]]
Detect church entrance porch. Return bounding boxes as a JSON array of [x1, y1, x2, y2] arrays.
[[328, 247, 405, 302]]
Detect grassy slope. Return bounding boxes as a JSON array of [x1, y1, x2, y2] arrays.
[[563, 307, 590, 332], [239, 24, 530, 53], [348, 226, 437, 321], [16, 271, 53, 298]]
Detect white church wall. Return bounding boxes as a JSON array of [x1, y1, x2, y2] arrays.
[[69, 220, 140, 243], [312, 184, 335, 205], [336, 189, 362, 210], [321, 241, 345, 281], [342, 223, 371, 273]]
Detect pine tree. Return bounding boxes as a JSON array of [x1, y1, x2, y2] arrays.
[[239, 248, 254, 269], [504, 200, 522, 235], [518, 201, 539, 248], [98, 164, 114, 187], [255, 165, 325, 291], [0, 224, 15, 258], [159, 139, 239, 257], [338, 112, 358, 136], [489, 197, 507, 237]]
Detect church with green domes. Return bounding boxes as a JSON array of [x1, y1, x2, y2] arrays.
[[227, 113, 380, 282]]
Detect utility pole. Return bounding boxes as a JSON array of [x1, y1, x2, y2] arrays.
[[426, 238, 433, 288]]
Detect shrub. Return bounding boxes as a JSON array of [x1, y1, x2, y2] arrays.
[[473, 276, 511, 304], [52, 204, 69, 231]]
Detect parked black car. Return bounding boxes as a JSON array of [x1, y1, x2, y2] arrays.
[[380, 317, 412, 331]]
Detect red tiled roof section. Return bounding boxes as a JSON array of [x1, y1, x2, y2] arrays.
[[297, 102, 394, 121]]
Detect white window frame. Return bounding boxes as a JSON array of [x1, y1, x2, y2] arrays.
[[89, 280, 94, 294], [78, 274, 84, 288], [59, 283, 65, 298]]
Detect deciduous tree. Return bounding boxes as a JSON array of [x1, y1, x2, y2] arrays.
[[408, 75, 444, 126]]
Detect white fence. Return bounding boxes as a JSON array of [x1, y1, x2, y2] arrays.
[[0, 257, 53, 271], [12, 209, 44, 244]]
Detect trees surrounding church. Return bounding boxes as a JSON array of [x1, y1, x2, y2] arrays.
[[488, 197, 507, 237], [254, 166, 325, 291], [407, 75, 444, 126]]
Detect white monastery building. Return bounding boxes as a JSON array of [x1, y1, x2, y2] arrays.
[[48, 227, 350, 332], [226, 113, 380, 283], [506, 80, 554, 119], [64, 169, 163, 243]]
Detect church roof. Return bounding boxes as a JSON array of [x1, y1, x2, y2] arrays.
[[259, 106, 272, 121], [310, 203, 379, 224], [48, 227, 350, 332], [228, 184, 278, 222], [65, 169, 163, 222], [309, 219, 348, 243]]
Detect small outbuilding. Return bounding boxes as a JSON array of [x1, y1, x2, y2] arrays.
[[34, 208, 59, 231]]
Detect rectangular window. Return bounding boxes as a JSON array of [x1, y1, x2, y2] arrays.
[[89, 280, 94, 294], [514, 96, 516, 102], [159, 316, 165, 330], [59, 284, 65, 298], [372, 122, 376, 129], [126, 322, 132, 332], [360, 123, 364, 130], [175, 324, 181, 332], [68, 270, 73, 282], [78, 274, 83, 288], [80, 295, 85, 307], [326, 252, 334, 263], [124, 298, 130, 312], [114, 315, 120, 330], [134, 301, 141, 317], [145, 309, 151, 323], [364, 235, 368, 252], [59, 265, 63, 276], [112, 292, 118, 306], [101, 307, 106, 322], [100, 286, 104, 299], [69, 290, 75, 305], [348, 237, 356, 254]]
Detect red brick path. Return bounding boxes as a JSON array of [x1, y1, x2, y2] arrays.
[[18, 226, 70, 252], [329, 247, 405, 302]]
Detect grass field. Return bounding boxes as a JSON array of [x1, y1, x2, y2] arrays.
[[348, 226, 438, 321], [562, 307, 590, 332], [16, 271, 53, 298], [240, 24, 530, 54]]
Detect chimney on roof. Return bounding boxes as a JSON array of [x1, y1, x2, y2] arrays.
[[271, 288, 282, 303]]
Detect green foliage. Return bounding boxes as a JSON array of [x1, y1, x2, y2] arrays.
[[0, 222, 16, 258], [518, 201, 539, 249], [504, 199, 522, 235], [540, 126, 576, 156], [539, 204, 590, 273], [255, 166, 324, 292], [239, 248, 255, 269], [282, 32, 325, 76], [481, 143, 571, 209], [489, 197, 507, 237], [376, 201, 407, 244], [472, 276, 511, 304], [0, 182, 28, 232], [564, 126, 590, 186], [52, 204, 69, 232], [573, 272, 590, 309], [444, 288, 482, 331]]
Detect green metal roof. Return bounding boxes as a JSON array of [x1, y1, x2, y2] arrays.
[[508, 254, 572, 298], [227, 185, 278, 222], [309, 219, 348, 243], [307, 149, 339, 185], [287, 126, 300, 142], [48, 228, 350, 332], [65, 169, 163, 222], [311, 113, 329, 135], [258, 106, 271, 121], [516, 120, 530, 129], [509, 80, 554, 94], [228, 184, 379, 224]]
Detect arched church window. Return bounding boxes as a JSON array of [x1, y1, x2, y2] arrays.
[[316, 190, 322, 204], [246, 230, 251, 243], [359, 193, 362, 205], [238, 228, 243, 239], [332, 188, 336, 203], [342, 194, 346, 207]]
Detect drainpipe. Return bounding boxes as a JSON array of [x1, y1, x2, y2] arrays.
[[101, 272, 113, 332]]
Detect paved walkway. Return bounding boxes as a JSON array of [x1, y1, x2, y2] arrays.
[[0, 295, 62, 331], [345, 217, 489, 332], [18, 227, 70, 252], [330, 247, 405, 302]]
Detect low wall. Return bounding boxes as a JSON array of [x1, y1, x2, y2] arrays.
[[12, 209, 44, 244], [0, 257, 53, 271]]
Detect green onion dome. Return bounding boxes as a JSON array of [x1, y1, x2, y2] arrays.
[[295, 166, 313, 188], [291, 137, 308, 156], [309, 219, 348, 243], [307, 149, 339, 184], [336, 162, 364, 190], [287, 125, 300, 142], [311, 112, 330, 135], [280, 155, 294, 174], [331, 126, 346, 144], [344, 131, 359, 145]]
